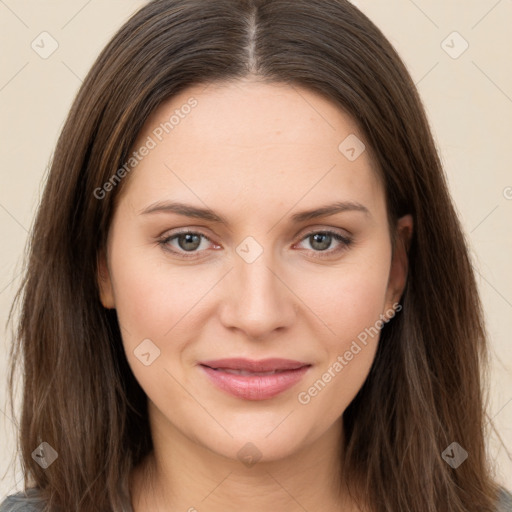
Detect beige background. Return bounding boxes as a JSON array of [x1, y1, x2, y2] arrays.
[[1, 0, 511, 498]]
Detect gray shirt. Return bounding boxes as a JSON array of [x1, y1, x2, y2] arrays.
[[1, 485, 512, 511]]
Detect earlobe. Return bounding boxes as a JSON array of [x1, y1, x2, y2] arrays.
[[384, 214, 413, 315], [97, 251, 115, 309]]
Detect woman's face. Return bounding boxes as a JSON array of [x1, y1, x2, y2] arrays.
[[98, 79, 411, 463]]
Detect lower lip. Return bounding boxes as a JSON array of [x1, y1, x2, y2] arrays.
[[199, 365, 311, 400]]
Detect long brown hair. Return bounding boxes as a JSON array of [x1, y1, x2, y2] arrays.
[[5, 0, 504, 510]]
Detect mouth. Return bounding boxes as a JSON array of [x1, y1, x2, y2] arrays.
[[199, 357, 310, 372], [198, 358, 312, 400], [206, 368, 292, 376]]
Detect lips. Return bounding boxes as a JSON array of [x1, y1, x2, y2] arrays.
[[215, 368, 284, 376], [200, 357, 309, 372], [198, 358, 311, 400]]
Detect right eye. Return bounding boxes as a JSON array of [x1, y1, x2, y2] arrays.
[[158, 230, 219, 259]]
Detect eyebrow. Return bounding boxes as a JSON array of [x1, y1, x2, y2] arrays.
[[139, 200, 370, 225]]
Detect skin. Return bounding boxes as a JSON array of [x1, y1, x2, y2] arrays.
[[98, 78, 413, 512]]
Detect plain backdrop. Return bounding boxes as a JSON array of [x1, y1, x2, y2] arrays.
[[1, 0, 511, 498]]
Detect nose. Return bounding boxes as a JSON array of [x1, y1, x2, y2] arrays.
[[218, 248, 297, 341]]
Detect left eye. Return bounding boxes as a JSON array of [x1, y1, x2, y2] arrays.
[[295, 230, 352, 255], [158, 230, 352, 259]]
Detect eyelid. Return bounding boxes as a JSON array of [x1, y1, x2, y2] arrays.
[[297, 224, 352, 239]]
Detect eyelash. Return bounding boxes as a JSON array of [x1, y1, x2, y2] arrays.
[[157, 229, 353, 260]]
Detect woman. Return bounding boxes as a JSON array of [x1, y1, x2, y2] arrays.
[[2, 0, 511, 510]]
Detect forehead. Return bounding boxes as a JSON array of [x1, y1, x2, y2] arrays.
[[120, 80, 384, 216]]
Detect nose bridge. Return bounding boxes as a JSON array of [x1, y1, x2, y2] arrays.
[[220, 236, 295, 339], [238, 248, 278, 306]]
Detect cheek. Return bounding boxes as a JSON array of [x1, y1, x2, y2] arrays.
[[296, 337, 378, 438], [108, 248, 205, 402], [112, 265, 169, 339], [291, 246, 391, 418], [293, 283, 387, 431], [295, 248, 392, 344], [110, 239, 208, 337], [108, 241, 226, 396]]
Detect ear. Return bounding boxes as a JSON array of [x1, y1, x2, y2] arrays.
[[97, 250, 115, 309], [383, 214, 413, 316]]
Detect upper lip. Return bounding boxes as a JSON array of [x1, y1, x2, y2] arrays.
[[199, 358, 310, 372]]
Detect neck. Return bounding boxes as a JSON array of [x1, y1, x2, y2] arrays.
[[130, 402, 361, 512]]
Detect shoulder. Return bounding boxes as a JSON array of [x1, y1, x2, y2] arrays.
[[0, 488, 46, 512], [497, 487, 512, 511]]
